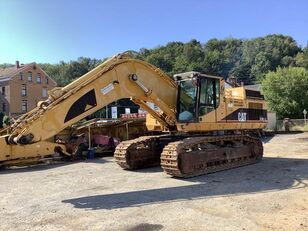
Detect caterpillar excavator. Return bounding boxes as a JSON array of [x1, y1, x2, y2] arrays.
[[0, 52, 267, 177]]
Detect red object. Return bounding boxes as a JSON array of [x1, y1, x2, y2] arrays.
[[92, 135, 120, 146]]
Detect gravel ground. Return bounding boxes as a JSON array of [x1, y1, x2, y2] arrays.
[[1, 133, 308, 231]]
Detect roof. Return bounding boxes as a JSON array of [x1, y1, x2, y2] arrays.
[[0, 63, 57, 85], [244, 84, 262, 92], [173, 71, 223, 81], [224, 82, 233, 89], [72, 118, 145, 130], [0, 63, 35, 80]]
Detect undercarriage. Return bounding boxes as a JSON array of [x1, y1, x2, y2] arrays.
[[114, 134, 263, 178]]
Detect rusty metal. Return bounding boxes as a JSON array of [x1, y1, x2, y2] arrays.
[[114, 136, 163, 169], [160, 135, 263, 178], [115, 134, 263, 178]]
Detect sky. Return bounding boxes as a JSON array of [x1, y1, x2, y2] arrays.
[[0, 0, 308, 64]]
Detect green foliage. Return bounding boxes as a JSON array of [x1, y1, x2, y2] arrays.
[[140, 34, 301, 84], [40, 57, 102, 86], [262, 67, 308, 118], [0, 113, 10, 128], [2, 34, 304, 87], [203, 38, 243, 78], [295, 43, 308, 69], [244, 35, 300, 81], [2, 115, 10, 127], [11, 34, 302, 87]]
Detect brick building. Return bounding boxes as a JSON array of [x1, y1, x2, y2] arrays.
[[0, 61, 57, 117]]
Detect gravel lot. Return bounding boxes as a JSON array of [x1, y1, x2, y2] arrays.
[[1, 133, 308, 231]]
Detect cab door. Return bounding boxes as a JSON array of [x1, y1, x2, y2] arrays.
[[198, 78, 220, 123], [177, 79, 198, 123]]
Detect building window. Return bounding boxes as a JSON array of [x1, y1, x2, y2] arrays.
[[21, 100, 27, 113], [36, 73, 41, 83], [2, 103, 6, 112], [21, 84, 27, 96], [46, 77, 49, 84], [19, 72, 23, 80], [42, 87, 47, 98], [1, 86, 5, 95], [28, 72, 32, 81]]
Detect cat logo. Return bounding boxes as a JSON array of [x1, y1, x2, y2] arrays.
[[238, 112, 247, 122]]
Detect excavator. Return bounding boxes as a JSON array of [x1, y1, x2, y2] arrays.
[[0, 52, 267, 177]]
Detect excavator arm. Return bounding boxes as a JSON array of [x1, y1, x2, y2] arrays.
[[5, 53, 178, 145]]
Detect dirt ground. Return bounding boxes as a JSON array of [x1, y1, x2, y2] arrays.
[[1, 133, 308, 231]]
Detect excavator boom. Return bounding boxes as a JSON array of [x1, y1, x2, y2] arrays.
[[6, 53, 178, 145]]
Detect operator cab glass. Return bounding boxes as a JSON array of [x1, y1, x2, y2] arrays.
[[176, 73, 220, 123], [178, 79, 198, 121], [198, 77, 220, 117]]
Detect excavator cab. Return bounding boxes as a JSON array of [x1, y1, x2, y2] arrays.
[[174, 72, 221, 123]]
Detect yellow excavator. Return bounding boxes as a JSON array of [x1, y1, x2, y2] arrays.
[[0, 52, 267, 177]]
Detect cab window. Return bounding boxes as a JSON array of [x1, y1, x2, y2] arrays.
[[199, 78, 220, 117], [178, 80, 197, 122]]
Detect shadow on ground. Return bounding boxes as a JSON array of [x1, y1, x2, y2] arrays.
[[261, 135, 275, 144], [62, 157, 308, 210], [0, 157, 111, 175]]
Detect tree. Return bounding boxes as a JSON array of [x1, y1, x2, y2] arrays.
[[203, 38, 243, 78], [40, 57, 102, 86], [140, 35, 301, 84], [3, 34, 302, 87], [2, 115, 10, 127], [262, 67, 308, 118], [241, 34, 300, 82], [295, 42, 308, 69]]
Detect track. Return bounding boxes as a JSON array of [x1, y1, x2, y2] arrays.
[[161, 135, 263, 178], [114, 136, 163, 170], [115, 135, 263, 178]]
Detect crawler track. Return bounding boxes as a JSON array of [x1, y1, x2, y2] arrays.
[[160, 135, 263, 178], [115, 134, 263, 178], [114, 136, 163, 170]]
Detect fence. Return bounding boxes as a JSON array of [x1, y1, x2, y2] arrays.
[[276, 119, 308, 132]]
